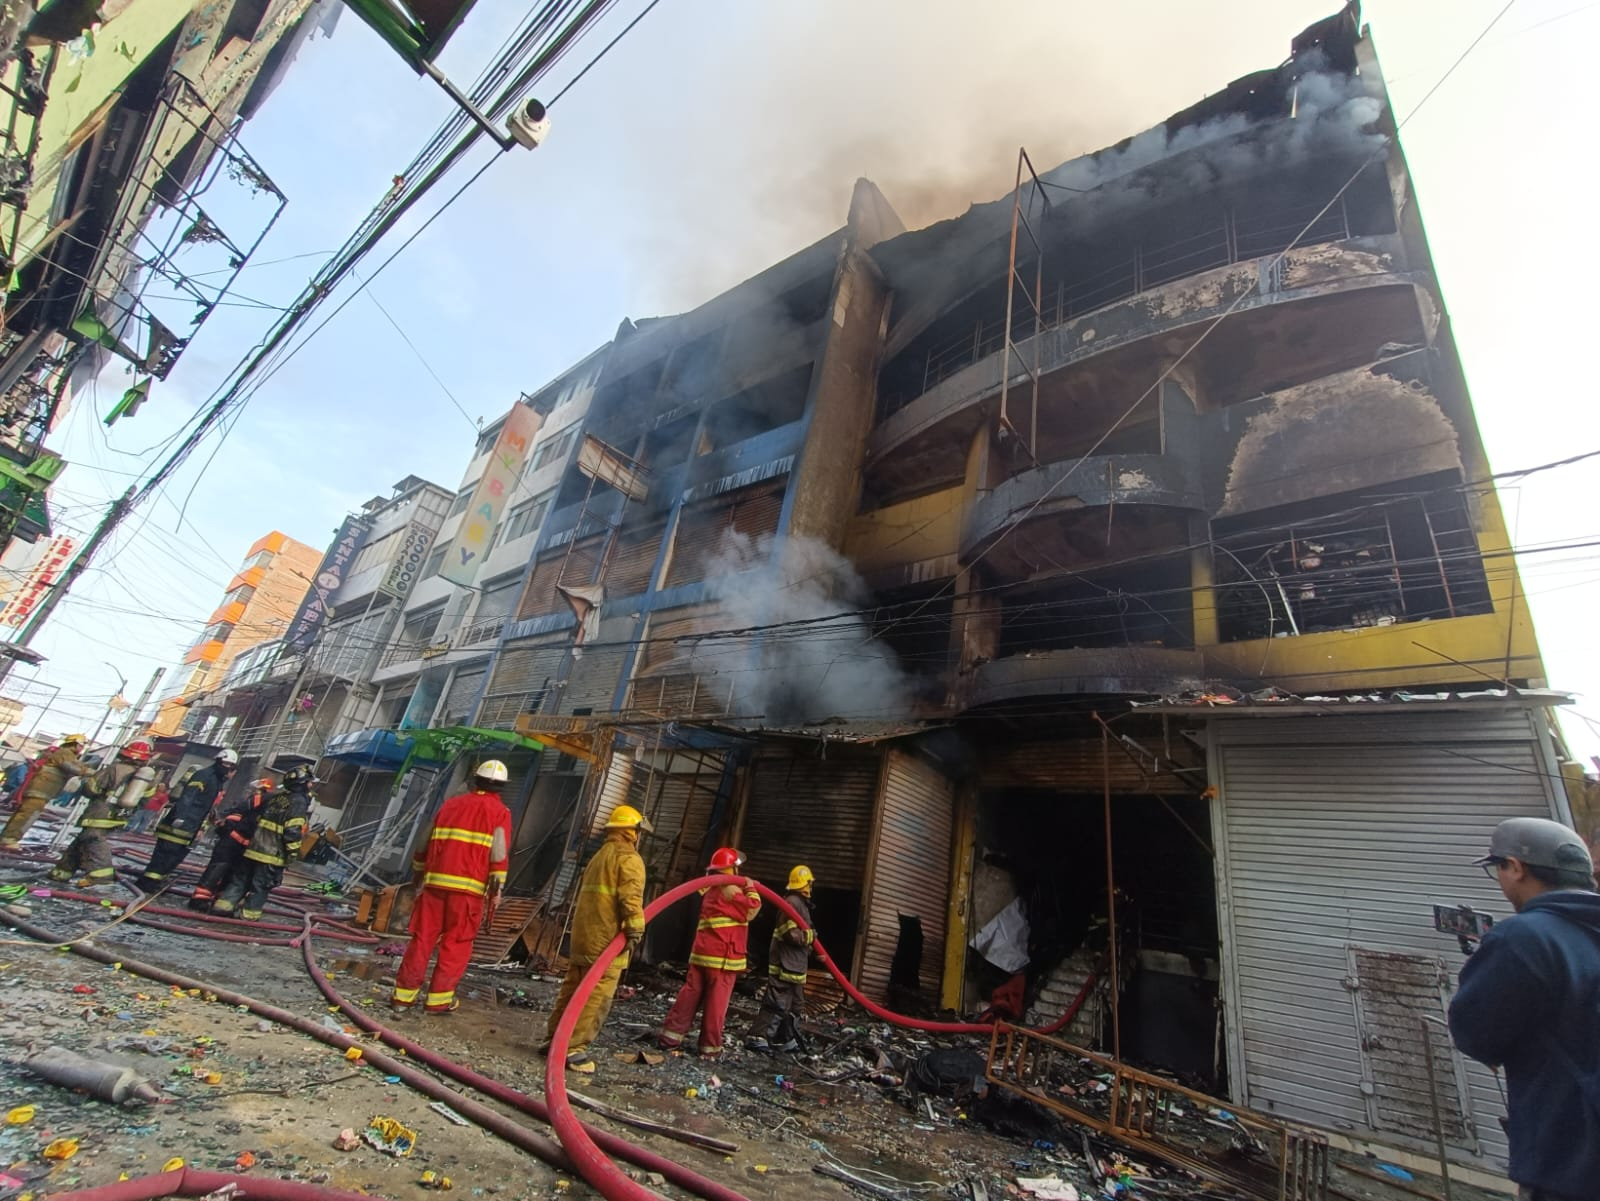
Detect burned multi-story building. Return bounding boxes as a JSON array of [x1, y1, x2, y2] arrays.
[[320, 4, 1574, 1178]]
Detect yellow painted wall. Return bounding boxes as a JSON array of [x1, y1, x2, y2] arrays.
[[9, 0, 196, 267], [844, 485, 964, 572]]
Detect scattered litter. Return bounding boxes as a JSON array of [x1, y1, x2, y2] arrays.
[[199, 1186, 239, 1201], [70, 984, 94, 995], [384, 1075, 401, 1084], [429, 1101, 470, 1127], [344, 1046, 363, 1062], [162, 1157, 185, 1171], [255, 1021, 272, 1033], [753, 1165, 768, 1174], [318, 1016, 344, 1034], [333, 1128, 361, 1152], [234, 1151, 256, 1170], [363, 1115, 417, 1157], [5, 1105, 34, 1125], [1017, 1177, 1080, 1201], [41, 1137, 79, 1161], [684, 1088, 698, 1099], [1377, 1164, 1415, 1182], [419, 1171, 453, 1190]]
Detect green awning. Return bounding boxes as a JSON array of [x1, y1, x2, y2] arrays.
[[0, 477, 51, 541], [342, 0, 480, 67]]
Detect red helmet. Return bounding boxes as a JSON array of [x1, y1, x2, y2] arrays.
[[120, 740, 152, 763], [708, 847, 744, 871]]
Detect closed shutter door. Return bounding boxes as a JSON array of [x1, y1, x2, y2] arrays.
[[439, 665, 486, 725], [559, 534, 606, 591], [518, 552, 569, 620], [564, 617, 633, 714], [742, 747, 877, 890], [605, 523, 665, 598], [625, 755, 725, 892], [665, 485, 784, 586], [631, 606, 730, 713], [1214, 709, 1559, 1166], [857, 750, 955, 1004], [480, 638, 568, 727]]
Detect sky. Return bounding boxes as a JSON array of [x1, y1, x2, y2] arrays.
[[14, 0, 1600, 762]]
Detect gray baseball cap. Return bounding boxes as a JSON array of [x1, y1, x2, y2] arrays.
[[1474, 817, 1593, 874]]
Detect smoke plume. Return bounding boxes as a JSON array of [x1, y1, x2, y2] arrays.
[[685, 531, 911, 725]]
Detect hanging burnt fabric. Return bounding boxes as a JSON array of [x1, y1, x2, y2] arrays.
[[857, 749, 956, 1005]]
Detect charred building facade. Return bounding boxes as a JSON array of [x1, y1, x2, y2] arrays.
[[307, 4, 1573, 1179]]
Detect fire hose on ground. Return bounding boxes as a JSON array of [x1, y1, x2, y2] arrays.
[[40, 1166, 374, 1201], [4, 868, 1099, 1201], [545, 875, 1103, 1201]]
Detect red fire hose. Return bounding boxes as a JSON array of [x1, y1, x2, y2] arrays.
[[298, 923, 754, 1201], [37, 889, 380, 946], [546, 876, 1103, 1201], [49, 1167, 373, 1201]]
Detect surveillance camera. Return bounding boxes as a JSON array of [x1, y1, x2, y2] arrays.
[[507, 97, 550, 150]]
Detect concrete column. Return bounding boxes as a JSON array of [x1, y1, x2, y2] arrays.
[[1189, 513, 1219, 648]]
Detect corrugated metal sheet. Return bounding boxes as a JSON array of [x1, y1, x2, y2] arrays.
[[565, 616, 634, 714], [439, 666, 486, 726], [665, 485, 784, 587], [604, 523, 665, 598], [983, 738, 1194, 793], [628, 672, 731, 716], [857, 750, 954, 1004], [742, 746, 877, 890], [560, 533, 606, 590], [1213, 709, 1557, 1168]]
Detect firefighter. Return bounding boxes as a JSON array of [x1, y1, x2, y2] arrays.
[[188, 773, 275, 912], [134, 749, 238, 891], [0, 734, 93, 849], [746, 864, 815, 1052], [48, 741, 154, 887], [660, 848, 761, 1059], [391, 760, 514, 1014], [540, 804, 651, 1071], [213, 764, 314, 921]]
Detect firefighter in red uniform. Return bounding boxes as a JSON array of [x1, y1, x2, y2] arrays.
[[391, 760, 513, 1014], [659, 847, 761, 1058]]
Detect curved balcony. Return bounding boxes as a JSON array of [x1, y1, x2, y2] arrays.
[[964, 453, 1202, 563], [962, 648, 1208, 709], [867, 235, 1418, 498]]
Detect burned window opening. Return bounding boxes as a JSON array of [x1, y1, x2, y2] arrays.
[[699, 365, 811, 454], [659, 330, 722, 404], [643, 413, 697, 470], [996, 557, 1194, 655], [1213, 479, 1492, 642], [871, 584, 954, 697]]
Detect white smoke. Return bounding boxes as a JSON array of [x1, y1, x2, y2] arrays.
[[685, 531, 911, 725]]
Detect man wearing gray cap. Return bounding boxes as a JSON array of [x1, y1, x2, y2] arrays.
[[1448, 817, 1600, 1201]]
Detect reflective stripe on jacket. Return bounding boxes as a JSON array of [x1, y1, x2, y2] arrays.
[[768, 890, 814, 984], [570, 831, 647, 965], [410, 790, 512, 897], [78, 762, 139, 830], [689, 878, 760, 973], [243, 788, 311, 866]]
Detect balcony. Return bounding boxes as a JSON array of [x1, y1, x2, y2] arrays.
[[961, 648, 1208, 709], [225, 720, 330, 760], [866, 233, 1417, 501], [184, 639, 225, 666], [964, 453, 1203, 564]]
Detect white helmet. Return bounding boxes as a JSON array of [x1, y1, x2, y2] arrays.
[[474, 759, 509, 783], [215, 748, 239, 766]]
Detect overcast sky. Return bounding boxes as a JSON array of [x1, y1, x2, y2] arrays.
[[18, 0, 1600, 762]]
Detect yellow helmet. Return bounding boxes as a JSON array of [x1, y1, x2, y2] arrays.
[[605, 803, 654, 833], [787, 865, 815, 892], [60, 733, 88, 747]]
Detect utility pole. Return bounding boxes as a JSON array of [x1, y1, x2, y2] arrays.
[[87, 663, 129, 746], [0, 487, 135, 689], [115, 666, 164, 745]]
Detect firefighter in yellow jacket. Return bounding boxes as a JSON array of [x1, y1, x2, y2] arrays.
[[540, 804, 651, 1072], [0, 735, 93, 848]]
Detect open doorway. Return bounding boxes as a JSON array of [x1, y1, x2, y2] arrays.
[[972, 787, 1222, 1089]]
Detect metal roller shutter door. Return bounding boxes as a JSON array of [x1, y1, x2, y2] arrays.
[[479, 638, 568, 727], [984, 738, 1195, 793], [665, 486, 784, 587], [564, 617, 633, 714], [1212, 709, 1560, 1167], [518, 552, 570, 620], [605, 523, 666, 598], [741, 747, 876, 891], [858, 750, 954, 1003]]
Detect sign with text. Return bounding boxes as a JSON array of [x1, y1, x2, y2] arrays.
[[439, 403, 543, 587], [0, 535, 75, 629], [284, 515, 371, 652], [379, 521, 436, 600]]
